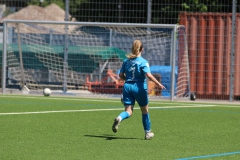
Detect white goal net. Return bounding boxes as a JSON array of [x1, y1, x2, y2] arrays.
[[1, 20, 190, 100]]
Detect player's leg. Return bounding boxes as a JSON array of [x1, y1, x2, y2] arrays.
[[118, 104, 134, 121], [134, 82, 154, 140], [112, 83, 135, 133], [112, 105, 133, 133], [140, 105, 154, 140]]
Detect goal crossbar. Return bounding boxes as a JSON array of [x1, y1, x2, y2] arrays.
[[3, 19, 177, 28]]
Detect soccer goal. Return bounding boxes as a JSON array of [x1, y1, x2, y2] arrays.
[[1, 20, 190, 100]]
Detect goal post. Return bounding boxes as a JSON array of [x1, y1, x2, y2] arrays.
[[1, 20, 190, 100]]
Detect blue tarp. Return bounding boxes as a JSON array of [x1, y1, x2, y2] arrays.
[[150, 66, 178, 97], [118, 65, 178, 97]]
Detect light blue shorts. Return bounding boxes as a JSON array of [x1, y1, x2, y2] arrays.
[[122, 81, 148, 106]]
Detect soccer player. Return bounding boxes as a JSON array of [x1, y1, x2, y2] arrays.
[[112, 39, 166, 140]]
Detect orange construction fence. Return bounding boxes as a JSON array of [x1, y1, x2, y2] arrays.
[[179, 12, 240, 99]]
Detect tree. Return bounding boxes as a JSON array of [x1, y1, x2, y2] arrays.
[[74, 0, 147, 23], [27, 0, 65, 8], [2, 0, 236, 24], [73, 0, 235, 24], [152, 0, 233, 24]]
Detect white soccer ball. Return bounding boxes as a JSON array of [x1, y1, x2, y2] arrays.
[[43, 88, 51, 96]]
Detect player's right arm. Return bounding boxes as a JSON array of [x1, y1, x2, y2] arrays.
[[119, 59, 127, 81], [119, 72, 126, 80]]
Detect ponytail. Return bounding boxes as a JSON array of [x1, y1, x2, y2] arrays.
[[126, 39, 143, 59]]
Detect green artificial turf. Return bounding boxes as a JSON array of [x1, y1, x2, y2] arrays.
[[0, 95, 239, 160]]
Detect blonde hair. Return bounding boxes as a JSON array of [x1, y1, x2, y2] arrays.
[[126, 39, 143, 59]]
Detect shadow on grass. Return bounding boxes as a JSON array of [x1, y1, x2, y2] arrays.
[[84, 134, 139, 140]]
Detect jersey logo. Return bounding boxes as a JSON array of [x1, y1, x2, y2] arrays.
[[146, 63, 149, 67]]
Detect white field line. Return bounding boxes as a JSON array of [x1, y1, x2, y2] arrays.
[[0, 95, 120, 102], [0, 105, 216, 116], [0, 95, 215, 106]]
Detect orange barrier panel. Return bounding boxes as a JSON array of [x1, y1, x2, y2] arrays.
[[179, 12, 188, 31], [224, 16, 231, 95], [197, 15, 206, 94], [235, 16, 240, 96], [205, 16, 214, 94], [215, 15, 224, 95], [188, 16, 197, 93], [179, 13, 240, 99]]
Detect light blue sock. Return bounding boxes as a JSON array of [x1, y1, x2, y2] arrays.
[[118, 111, 130, 121], [142, 113, 151, 131]]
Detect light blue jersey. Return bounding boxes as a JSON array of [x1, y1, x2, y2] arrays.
[[120, 56, 150, 106], [120, 57, 150, 82]]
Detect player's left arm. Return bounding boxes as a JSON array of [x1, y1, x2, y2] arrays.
[[143, 61, 165, 89], [146, 72, 165, 89]]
